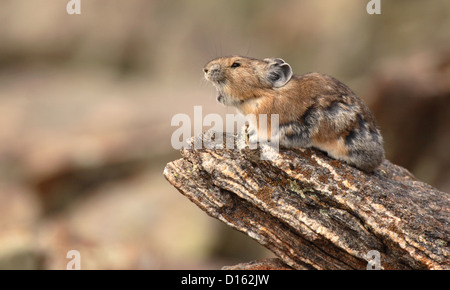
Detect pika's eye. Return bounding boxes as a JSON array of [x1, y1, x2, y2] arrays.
[[230, 62, 240, 68]]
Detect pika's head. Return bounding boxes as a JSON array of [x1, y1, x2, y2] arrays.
[[203, 56, 293, 106]]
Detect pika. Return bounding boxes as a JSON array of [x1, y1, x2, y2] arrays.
[[203, 56, 384, 172]]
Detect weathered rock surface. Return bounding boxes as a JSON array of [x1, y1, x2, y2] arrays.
[[164, 131, 449, 270], [222, 258, 292, 270]]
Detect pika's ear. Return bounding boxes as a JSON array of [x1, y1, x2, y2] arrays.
[[264, 58, 293, 88]]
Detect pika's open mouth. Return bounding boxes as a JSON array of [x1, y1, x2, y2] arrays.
[[216, 92, 224, 103]]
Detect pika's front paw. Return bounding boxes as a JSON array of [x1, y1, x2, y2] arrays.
[[246, 124, 258, 144], [248, 132, 258, 145]]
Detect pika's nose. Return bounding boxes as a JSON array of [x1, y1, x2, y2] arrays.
[[204, 64, 220, 75]]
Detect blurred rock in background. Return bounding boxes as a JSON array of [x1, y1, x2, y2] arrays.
[[0, 0, 448, 269], [372, 50, 450, 192]]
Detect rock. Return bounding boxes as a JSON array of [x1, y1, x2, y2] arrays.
[[222, 258, 292, 270], [164, 131, 449, 270]]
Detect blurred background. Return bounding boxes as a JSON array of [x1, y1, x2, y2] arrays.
[[0, 0, 448, 269]]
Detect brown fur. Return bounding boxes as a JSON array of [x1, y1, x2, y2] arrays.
[[204, 56, 384, 172]]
